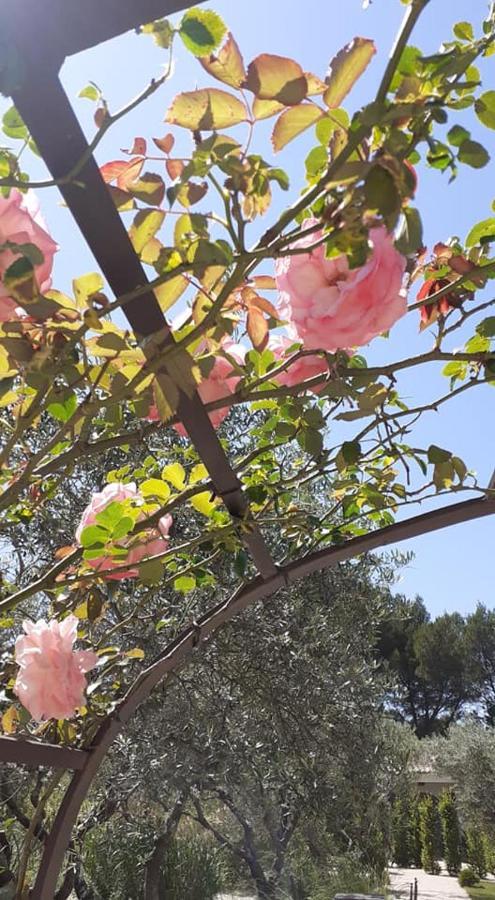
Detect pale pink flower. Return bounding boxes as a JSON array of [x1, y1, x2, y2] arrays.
[[14, 615, 97, 721], [268, 334, 329, 393], [275, 222, 406, 351], [0, 190, 57, 322], [76, 482, 173, 580]]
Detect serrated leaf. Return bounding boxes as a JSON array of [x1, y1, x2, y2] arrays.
[[324, 37, 376, 108], [179, 7, 226, 56], [253, 98, 285, 120], [199, 32, 246, 88], [166, 88, 247, 130], [272, 104, 323, 151], [246, 54, 307, 105]]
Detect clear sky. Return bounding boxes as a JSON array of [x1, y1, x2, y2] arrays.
[[4, 0, 494, 618]]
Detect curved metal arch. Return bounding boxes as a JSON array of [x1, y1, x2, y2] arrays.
[[29, 493, 494, 898]]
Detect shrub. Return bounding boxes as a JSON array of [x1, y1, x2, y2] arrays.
[[392, 795, 413, 867], [419, 796, 439, 875], [459, 866, 479, 887], [466, 826, 488, 879], [161, 833, 225, 900], [439, 791, 461, 875], [409, 794, 422, 868]]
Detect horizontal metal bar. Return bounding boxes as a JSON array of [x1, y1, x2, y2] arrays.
[[4, 0, 197, 68], [0, 735, 88, 770]]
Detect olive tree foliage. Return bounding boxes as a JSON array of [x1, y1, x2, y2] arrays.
[[428, 723, 495, 834], [0, 0, 493, 890]]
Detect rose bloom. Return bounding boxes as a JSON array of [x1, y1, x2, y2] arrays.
[[148, 341, 246, 437], [275, 222, 406, 351], [268, 334, 329, 393], [14, 615, 97, 721], [76, 482, 173, 580], [0, 190, 57, 322]]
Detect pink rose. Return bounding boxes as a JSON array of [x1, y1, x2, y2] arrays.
[[14, 614, 97, 721], [76, 482, 173, 581], [147, 341, 246, 436], [268, 334, 329, 393], [0, 190, 57, 322], [275, 222, 406, 351]]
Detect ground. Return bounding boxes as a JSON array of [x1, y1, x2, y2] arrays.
[[465, 883, 495, 900], [389, 866, 469, 900]]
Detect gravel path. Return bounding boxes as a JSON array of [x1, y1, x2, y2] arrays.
[[389, 867, 469, 900]]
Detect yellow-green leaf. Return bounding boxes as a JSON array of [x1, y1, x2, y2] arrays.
[[125, 648, 145, 659], [324, 37, 376, 109], [154, 275, 189, 312], [191, 490, 217, 517], [166, 88, 247, 130], [73, 273, 104, 309], [272, 104, 323, 151], [140, 478, 171, 501], [246, 54, 308, 106], [199, 32, 246, 88], [253, 98, 285, 120], [190, 463, 208, 483], [162, 462, 186, 490], [2, 705, 19, 734], [179, 7, 226, 57], [129, 210, 165, 254]]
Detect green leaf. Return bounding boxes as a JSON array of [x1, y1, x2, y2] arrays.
[[395, 207, 423, 256], [447, 124, 470, 147], [162, 462, 186, 490], [475, 91, 495, 130], [2, 106, 28, 141], [324, 37, 376, 108], [94, 501, 127, 530], [342, 440, 362, 464], [47, 393, 77, 423], [166, 88, 247, 130], [245, 54, 308, 106], [129, 210, 165, 255], [458, 139, 490, 168], [297, 428, 323, 456], [111, 516, 134, 541], [453, 21, 474, 41], [364, 165, 400, 216], [271, 104, 323, 151], [476, 316, 495, 337], [179, 8, 226, 57], [427, 444, 452, 464], [80, 525, 109, 548], [465, 218, 495, 247], [174, 575, 196, 593], [139, 558, 164, 585]]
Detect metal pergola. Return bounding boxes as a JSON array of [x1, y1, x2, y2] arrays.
[[0, 2, 494, 896]]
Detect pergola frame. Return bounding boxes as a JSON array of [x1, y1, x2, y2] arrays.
[[0, 2, 493, 896]]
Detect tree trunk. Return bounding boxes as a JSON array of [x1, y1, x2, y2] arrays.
[[144, 831, 174, 900]]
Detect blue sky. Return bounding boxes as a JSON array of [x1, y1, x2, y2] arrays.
[[4, 0, 494, 617]]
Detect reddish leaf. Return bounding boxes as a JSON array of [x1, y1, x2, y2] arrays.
[[153, 133, 175, 154], [246, 293, 280, 319], [128, 173, 165, 206], [324, 37, 376, 108], [55, 545, 76, 560], [247, 307, 269, 349], [199, 33, 246, 89], [176, 181, 208, 208], [272, 104, 323, 151], [122, 137, 147, 156], [250, 275, 277, 290], [166, 159, 185, 180], [245, 54, 308, 106]]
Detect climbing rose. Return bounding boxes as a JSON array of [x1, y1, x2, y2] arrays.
[[76, 482, 173, 580], [0, 190, 57, 322], [275, 222, 406, 351], [14, 615, 97, 721], [148, 342, 246, 436], [268, 334, 329, 393]]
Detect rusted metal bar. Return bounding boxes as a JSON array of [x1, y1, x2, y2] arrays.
[[4, 0, 193, 68], [11, 70, 278, 581], [29, 492, 495, 898], [0, 735, 88, 770]]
